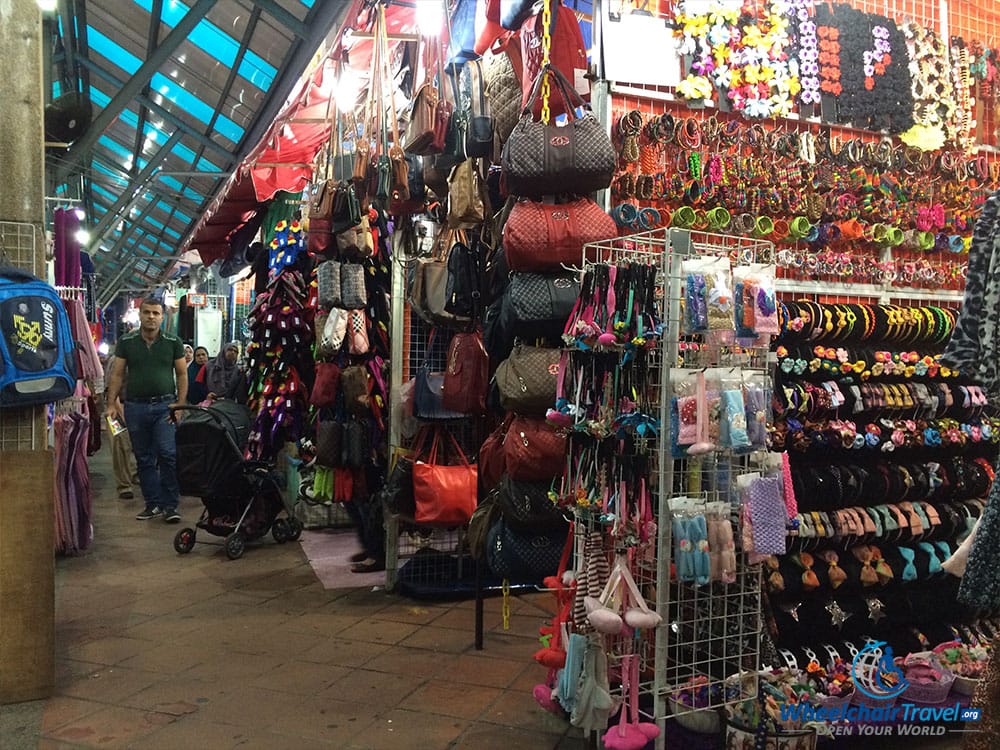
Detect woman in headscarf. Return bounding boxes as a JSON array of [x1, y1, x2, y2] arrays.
[[187, 346, 209, 404], [203, 342, 243, 400]]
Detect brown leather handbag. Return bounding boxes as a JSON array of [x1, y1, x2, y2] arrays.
[[503, 415, 566, 481], [495, 344, 561, 416], [447, 159, 486, 229]]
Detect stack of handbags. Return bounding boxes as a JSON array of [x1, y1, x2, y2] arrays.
[[484, 271, 581, 361]]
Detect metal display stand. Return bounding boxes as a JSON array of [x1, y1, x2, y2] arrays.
[[579, 228, 772, 746]]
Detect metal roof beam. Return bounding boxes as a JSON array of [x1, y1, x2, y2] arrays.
[[53, 0, 215, 187], [89, 129, 184, 245], [250, 0, 307, 38], [75, 56, 233, 161], [130, 0, 165, 193], [56, 0, 79, 93]]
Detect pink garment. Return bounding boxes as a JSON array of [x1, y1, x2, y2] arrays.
[[66, 299, 103, 385]]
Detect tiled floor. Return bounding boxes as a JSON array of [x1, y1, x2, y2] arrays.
[[0, 444, 976, 749], [3, 445, 579, 749]]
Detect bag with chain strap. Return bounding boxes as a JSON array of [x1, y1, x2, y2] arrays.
[[518, 1, 589, 119], [441, 330, 489, 415], [501, 65, 615, 198], [495, 344, 561, 415], [486, 518, 568, 580]]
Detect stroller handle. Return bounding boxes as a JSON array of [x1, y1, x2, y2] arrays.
[[169, 402, 246, 456]]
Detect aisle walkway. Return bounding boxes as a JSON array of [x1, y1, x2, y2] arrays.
[[0, 443, 971, 749], [5, 445, 576, 749]]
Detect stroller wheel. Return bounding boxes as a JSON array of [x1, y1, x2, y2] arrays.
[[173, 528, 196, 554], [287, 517, 304, 541], [272, 518, 290, 544], [224, 532, 246, 560]]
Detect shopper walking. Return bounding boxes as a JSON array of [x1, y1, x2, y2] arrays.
[[102, 355, 138, 499], [204, 341, 242, 400], [187, 346, 209, 404], [105, 297, 188, 523]]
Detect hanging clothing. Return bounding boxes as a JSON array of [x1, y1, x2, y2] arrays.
[[942, 189, 1000, 396], [942, 189, 1000, 610]]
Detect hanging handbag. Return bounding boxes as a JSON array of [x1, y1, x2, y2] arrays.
[[341, 420, 370, 468], [336, 213, 374, 259], [468, 488, 502, 560], [444, 235, 480, 319], [404, 32, 443, 155], [340, 262, 367, 309], [486, 518, 568, 580], [484, 37, 524, 162], [347, 309, 369, 355], [464, 60, 494, 159], [495, 344, 561, 415], [316, 260, 342, 309], [446, 0, 480, 67], [331, 181, 362, 232], [504, 197, 617, 272], [413, 430, 478, 526], [310, 361, 341, 407], [410, 230, 473, 328], [479, 416, 512, 493], [447, 159, 486, 229], [519, 2, 590, 119], [315, 308, 349, 359], [390, 154, 427, 215], [501, 65, 616, 198], [505, 271, 581, 340], [435, 69, 468, 174], [340, 364, 371, 416], [315, 421, 343, 468], [503, 415, 566, 481], [380, 443, 419, 516], [441, 330, 489, 415], [498, 474, 567, 531]]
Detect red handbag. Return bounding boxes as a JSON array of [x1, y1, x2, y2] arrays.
[[519, 2, 589, 119], [503, 415, 566, 481], [413, 431, 479, 527], [442, 331, 489, 415], [309, 362, 341, 408], [504, 197, 616, 273], [478, 416, 511, 493]]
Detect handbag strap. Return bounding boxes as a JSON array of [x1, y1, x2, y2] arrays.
[[522, 62, 584, 121], [468, 59, 488, 118], [375, 5, 406, 159]]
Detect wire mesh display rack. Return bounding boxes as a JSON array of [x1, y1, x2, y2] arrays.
[[580, 228, 771, 744], [0, 220, 45, 453]]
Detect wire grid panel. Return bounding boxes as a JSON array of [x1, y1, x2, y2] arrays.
[[0, 221, 44, 451], [580, 228, 769, 733]]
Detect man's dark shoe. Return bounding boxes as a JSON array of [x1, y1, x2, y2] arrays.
[[136, 507, 162, 521], [163, 510, 181, 524]]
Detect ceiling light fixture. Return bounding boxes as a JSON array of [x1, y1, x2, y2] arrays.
[[75, 229, 91, 245], [37, 0, 57, 12]]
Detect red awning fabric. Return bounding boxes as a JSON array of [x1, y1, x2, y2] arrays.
[[187, 172, 264, 266]]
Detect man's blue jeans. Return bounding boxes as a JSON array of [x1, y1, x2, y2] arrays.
[[123, 401, 179, 512]]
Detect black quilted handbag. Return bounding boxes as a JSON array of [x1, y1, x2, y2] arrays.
[[501, 65, 616, 199], [486, 518, 568, 580], [505, 271, 581, 341], [341, 421, 370, 468], [497, 474, 567, 531]]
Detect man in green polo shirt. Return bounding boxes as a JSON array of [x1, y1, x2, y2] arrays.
[[105, 297, 188, 522]]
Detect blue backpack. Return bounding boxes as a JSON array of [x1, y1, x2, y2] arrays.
[[0, 267, 77, 407]]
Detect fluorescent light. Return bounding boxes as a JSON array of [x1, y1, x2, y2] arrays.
[[415, 0, 444, 36], [37, 0, 57, 12], [75, 229, 91, 245]]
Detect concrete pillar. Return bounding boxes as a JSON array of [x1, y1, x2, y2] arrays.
[[0, 0, 55, 704]]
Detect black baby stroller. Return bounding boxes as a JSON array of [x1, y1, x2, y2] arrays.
[[170, 400, 302, 559]]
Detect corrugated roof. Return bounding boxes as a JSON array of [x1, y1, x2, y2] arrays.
[[45, 0, 351, 302]]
